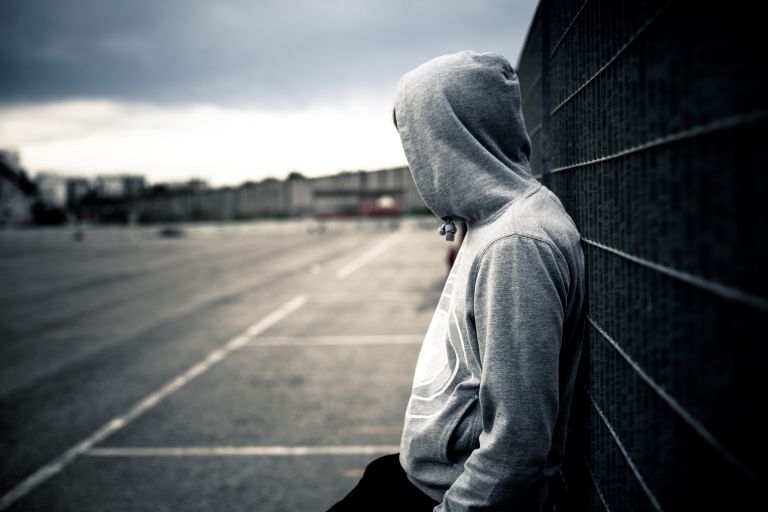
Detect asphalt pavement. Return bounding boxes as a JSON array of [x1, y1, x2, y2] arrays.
[[0, 222, 448, 511]]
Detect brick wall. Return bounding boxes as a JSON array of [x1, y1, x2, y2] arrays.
[[516, 1, 766, 509]]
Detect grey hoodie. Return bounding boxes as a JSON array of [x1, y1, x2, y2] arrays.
[[394, 51, 586, 511]]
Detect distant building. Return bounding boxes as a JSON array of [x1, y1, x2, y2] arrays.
[[66, 177, 91, 206], [151, 178, 209, 193], [186, 178, 209, 191], [95, 174, 145, 198], [132, 166, 426, 223], [311, 167, 424, 218], [0, 149, 36, 226], [35, 173, 69, 207], [35, 172, 94, 208]]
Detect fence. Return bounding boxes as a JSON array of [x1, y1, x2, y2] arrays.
[[516, 1, 766, 510]]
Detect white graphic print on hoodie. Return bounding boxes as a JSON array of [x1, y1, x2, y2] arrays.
[[394, 51, 587, 512]]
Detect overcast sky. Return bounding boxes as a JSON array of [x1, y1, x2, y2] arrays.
[[0, 0, 539, 185]]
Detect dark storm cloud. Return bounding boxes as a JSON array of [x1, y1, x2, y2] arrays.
[[0, 0, 537, 107]]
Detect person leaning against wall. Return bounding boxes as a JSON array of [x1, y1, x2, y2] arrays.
[[328, 50, 587, 512]]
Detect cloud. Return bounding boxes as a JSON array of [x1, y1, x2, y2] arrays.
[[0, 1, 538, 183], [1, 96, 410, 185], [0, 0, 537, 107]]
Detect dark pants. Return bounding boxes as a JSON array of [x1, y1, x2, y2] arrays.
[[327, 453, 440, 511]]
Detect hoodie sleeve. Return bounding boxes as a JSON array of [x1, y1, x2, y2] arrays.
[[437, 234, 570, 512]]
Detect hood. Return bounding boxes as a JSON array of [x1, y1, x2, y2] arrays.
[[394, 50, 540, 234]]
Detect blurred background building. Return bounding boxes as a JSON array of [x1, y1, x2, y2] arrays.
[[0, 151, 429, 227]]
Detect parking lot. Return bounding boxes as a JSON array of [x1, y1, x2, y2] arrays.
[[0, 222, 447, 511]]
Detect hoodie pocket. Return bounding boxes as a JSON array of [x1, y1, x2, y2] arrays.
[[441, 393, 480, 463]]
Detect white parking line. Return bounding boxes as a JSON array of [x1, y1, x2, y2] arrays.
[[0, 295, 307, 511], [86, 445, 400, 457], [244, 334, 423, 347], [335, 235, 400, 279]]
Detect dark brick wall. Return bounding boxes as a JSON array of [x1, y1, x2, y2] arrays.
[[516, 1, 767, 510]]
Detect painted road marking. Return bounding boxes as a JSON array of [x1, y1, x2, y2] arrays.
[[244, 334, 423, 347], [335, 235, 400, 279], [0, 295, 307, 511], [85, 445, 400, 457]]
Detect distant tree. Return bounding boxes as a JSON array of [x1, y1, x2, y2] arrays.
[[287, 171, 306, 180]]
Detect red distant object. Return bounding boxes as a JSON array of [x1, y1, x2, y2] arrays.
[[359, 198, 402, 217], [315, 196, 403, 220]]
